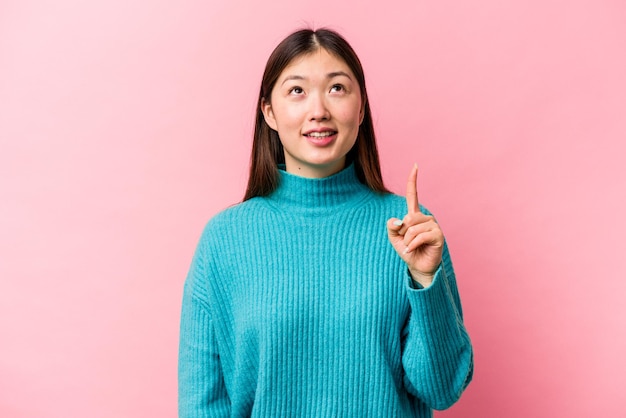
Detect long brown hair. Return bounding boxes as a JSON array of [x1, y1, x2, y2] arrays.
[[243, 28, 389, 201]]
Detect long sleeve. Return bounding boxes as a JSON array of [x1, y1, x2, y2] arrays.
[[178, 236, 230, 417], [177, 166, 472, 416], [401, 240, 474, 410]]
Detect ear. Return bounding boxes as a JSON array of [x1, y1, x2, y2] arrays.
[[261, 98, 278, 131]]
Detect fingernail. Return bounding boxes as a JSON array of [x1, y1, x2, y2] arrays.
[[393, 220, 403, 227], [414, 163, 419, 169], [403, 247, 411, 255]]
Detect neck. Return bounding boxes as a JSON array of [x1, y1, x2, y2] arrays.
[[283, 158, 346, 179], [266, 163, 372, 215]]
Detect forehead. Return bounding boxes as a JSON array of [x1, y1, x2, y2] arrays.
[[279, 48, 355, 79]]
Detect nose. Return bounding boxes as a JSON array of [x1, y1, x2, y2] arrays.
[[308, 93, 330, 121]]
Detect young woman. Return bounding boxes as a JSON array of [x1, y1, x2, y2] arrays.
[[179, 28, 473, 417]]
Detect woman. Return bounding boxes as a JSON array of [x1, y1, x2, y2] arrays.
[[179, 28, 473, 417]]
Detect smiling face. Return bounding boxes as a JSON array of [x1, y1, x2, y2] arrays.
[[261, 48, 364, 178]]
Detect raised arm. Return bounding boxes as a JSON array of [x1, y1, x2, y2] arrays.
[[388, 165, 473, 409]]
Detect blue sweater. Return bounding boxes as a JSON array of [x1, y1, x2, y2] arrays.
[[178, 165, 473, 417]]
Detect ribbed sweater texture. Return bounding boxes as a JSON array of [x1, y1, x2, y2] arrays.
[[178, 165, 473, 417]]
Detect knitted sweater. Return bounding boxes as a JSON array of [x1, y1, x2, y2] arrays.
[[178, 165, 473, 417]]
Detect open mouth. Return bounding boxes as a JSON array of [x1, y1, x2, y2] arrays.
[[304, 130, 337, 138]]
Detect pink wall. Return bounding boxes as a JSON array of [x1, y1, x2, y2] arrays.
[[1, 0, 625, 416]]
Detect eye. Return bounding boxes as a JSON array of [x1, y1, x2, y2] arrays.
[[330, 84, 345, 93], [288, 86, 304, 95]]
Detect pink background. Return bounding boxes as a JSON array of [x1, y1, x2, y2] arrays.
[[1, 0, 625, 416]]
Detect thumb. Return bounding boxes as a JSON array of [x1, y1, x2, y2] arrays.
[[386, 218, 409, 260], [386, 217, 404, 242]]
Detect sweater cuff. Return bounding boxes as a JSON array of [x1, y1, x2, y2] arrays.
[[406, 264, 443, 291], [404, 263, 464, 332]]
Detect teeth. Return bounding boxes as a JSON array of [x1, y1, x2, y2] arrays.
[[307, 131, 335, 138]]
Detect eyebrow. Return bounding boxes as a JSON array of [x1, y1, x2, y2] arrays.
[[280, 71, 353, 86]]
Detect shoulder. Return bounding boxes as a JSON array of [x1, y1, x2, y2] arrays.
[[370, 191, 435, 216], [377, 192, 406, 207], [198, 198, 267, 243], [204, 198, 260, 228], [371, 191, 407, 210]]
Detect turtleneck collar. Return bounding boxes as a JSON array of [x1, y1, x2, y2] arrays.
[[265, 164, 373, 215]]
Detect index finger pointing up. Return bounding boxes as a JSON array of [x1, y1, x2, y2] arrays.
[[406, 163, 421, 214]]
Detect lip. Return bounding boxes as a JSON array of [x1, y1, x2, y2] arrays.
[[303, 128, 338, 147]]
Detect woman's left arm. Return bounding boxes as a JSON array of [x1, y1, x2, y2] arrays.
[[387, 165, 473, 409], [399, 241, 473, 410]]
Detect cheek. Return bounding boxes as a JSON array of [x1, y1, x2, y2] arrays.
[[340, 98, 362, 121], [339, 105, 363, 127], [274, 105, 304, 129]]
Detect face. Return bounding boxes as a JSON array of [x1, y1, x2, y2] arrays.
[[261, 48, 364, 178]]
